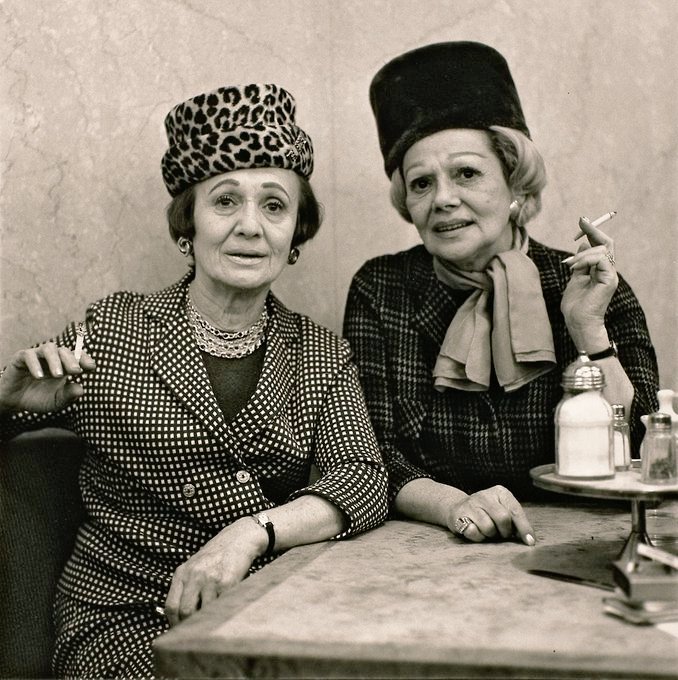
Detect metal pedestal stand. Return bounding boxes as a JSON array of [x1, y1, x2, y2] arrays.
[[530, 464, 678, 568]]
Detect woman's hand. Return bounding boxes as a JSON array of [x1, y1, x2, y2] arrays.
[[164, 517, 267, 627], [560, 217, 619, 350], [446, 485, 535, 545], [0, 342, 95, 414]]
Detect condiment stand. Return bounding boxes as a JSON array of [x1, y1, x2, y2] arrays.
[[530, 463, 678, 569]]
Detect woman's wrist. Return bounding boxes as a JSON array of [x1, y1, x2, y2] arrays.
[[567, 326, 609, 355], [395, 478, 469, 528], [234, 516, 270, 560]]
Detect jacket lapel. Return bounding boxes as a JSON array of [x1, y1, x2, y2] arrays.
[[227, 295, 298, 443], [395, 252, 452, 440], [145, 279, 299, 446], [143, 274, 230, 444]]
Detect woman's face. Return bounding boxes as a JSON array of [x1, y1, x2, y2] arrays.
[[402, 128, 514, 271], [191, 168, 299, 297]]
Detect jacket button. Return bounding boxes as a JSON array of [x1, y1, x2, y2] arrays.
[[182, 483, 196, 498], [236, 470, 251, 484]]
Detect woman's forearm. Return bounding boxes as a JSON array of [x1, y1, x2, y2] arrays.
[[262, 494, 347, 553], [394, 478, 469, 527]]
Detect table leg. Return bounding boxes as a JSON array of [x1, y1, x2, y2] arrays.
[[616, 499, 651, 568]]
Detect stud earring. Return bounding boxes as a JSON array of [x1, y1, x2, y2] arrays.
[[177, 237, 193, 257], [287, 247, 300, 265], [509, 200, 521, 222]]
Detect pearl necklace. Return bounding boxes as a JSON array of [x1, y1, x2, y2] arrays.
[[186, 295, 268, 359]]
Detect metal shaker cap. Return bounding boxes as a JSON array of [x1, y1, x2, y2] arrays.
[[646, 412, 672, 429], [561, 352, 606, 390], [612, 403, 626, 419]]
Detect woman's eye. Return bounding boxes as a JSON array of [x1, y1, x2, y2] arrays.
[[458, 167, 479, 180], [216, 195, 236, 208], [409, 177, 431, 193], [264, 199, 285, 213]]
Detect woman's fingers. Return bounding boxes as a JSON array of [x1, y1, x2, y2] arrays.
[[18, 343, 77, 379], [568, 218, 616, 274], [17, 348, 48, 379], [502, 499, 536, 546], [199, 582, 219, 609], [451, 487, 535, 545], [37, 342, 65, 377], [563, 245, 617, 280], [165, 569, 189, 627], [57, 380, 85, 408], [577, 216, 614, 250]]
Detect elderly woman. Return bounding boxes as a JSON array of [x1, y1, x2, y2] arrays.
[[344, 42, 658, 546], [0, 83, 387, 678]]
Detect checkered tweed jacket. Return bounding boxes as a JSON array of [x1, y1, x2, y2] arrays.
[[344, 241, 659, 504], [2, 274, 387, 607]]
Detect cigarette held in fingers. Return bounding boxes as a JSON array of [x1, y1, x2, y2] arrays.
[[574, 210, 617, 240], [73, 323, 85, 362]]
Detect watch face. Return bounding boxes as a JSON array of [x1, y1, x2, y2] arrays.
[[257, 512, 270, 525]]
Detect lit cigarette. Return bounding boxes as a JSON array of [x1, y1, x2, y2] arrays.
[[574, 210, 617, 240], [73, 323, 85, 362]]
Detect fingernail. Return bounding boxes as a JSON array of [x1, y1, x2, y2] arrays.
[[526, 534, 536, 546], [561, 256, 574, 264]]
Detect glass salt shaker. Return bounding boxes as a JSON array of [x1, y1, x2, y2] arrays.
[[640, 412, 677, 484], [555, 353, 614, 479], [611, 403, 631, 471]]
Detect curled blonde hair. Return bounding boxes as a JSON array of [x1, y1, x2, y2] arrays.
[[389, 126, 547, 226]]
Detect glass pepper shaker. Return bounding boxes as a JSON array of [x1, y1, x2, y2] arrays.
[[555, 353, 614, 479], [611, 404, 631, 471], [640, 412, 677, 484]]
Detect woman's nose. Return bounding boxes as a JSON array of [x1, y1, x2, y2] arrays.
[[432, 177, 460, 210], [235, 202, 262, 236]]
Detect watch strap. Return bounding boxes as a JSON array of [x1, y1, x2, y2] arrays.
[[252, 513, 275, 557], [588, 341, 617, 361]]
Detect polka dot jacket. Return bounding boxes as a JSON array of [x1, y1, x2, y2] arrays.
[[1, 273, 388, 608]]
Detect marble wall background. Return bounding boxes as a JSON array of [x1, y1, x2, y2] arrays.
[[1, 0, 676, 389]]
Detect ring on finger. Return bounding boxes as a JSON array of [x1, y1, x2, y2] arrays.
[[454, 516, 474, 536], [605, 250, 615, 266]]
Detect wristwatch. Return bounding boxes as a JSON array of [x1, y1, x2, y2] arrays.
[[251, 512, 275, 557], [588, 340, 618, 361]]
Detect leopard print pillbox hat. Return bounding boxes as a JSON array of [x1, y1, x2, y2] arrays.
[[161, 83, 314, 197]]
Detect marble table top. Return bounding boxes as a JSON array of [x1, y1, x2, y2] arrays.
[[154, 502, 678, 679]]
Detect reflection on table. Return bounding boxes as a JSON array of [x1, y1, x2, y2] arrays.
[[154, 503, 678, 679]]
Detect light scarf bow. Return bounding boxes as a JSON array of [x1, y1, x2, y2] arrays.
[[433, 228, 556, 392]]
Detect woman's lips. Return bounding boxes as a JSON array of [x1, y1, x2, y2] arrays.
[[225, 252, 266, 263], [432, 220, 473, 233]]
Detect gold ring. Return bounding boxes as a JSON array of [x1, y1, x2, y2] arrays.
[[454, 516, 474, 536], [605, 251, 615, 266]]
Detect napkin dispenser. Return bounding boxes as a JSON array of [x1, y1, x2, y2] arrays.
[[612, 551, 678, 601]]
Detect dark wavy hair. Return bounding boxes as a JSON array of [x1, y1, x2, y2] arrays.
[[167, 174, 323, 249]]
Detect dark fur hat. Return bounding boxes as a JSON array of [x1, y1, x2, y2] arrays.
[[369, 41, 530, 177]]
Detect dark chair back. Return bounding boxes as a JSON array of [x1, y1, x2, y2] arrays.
[[0, 429, 85, 679]]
